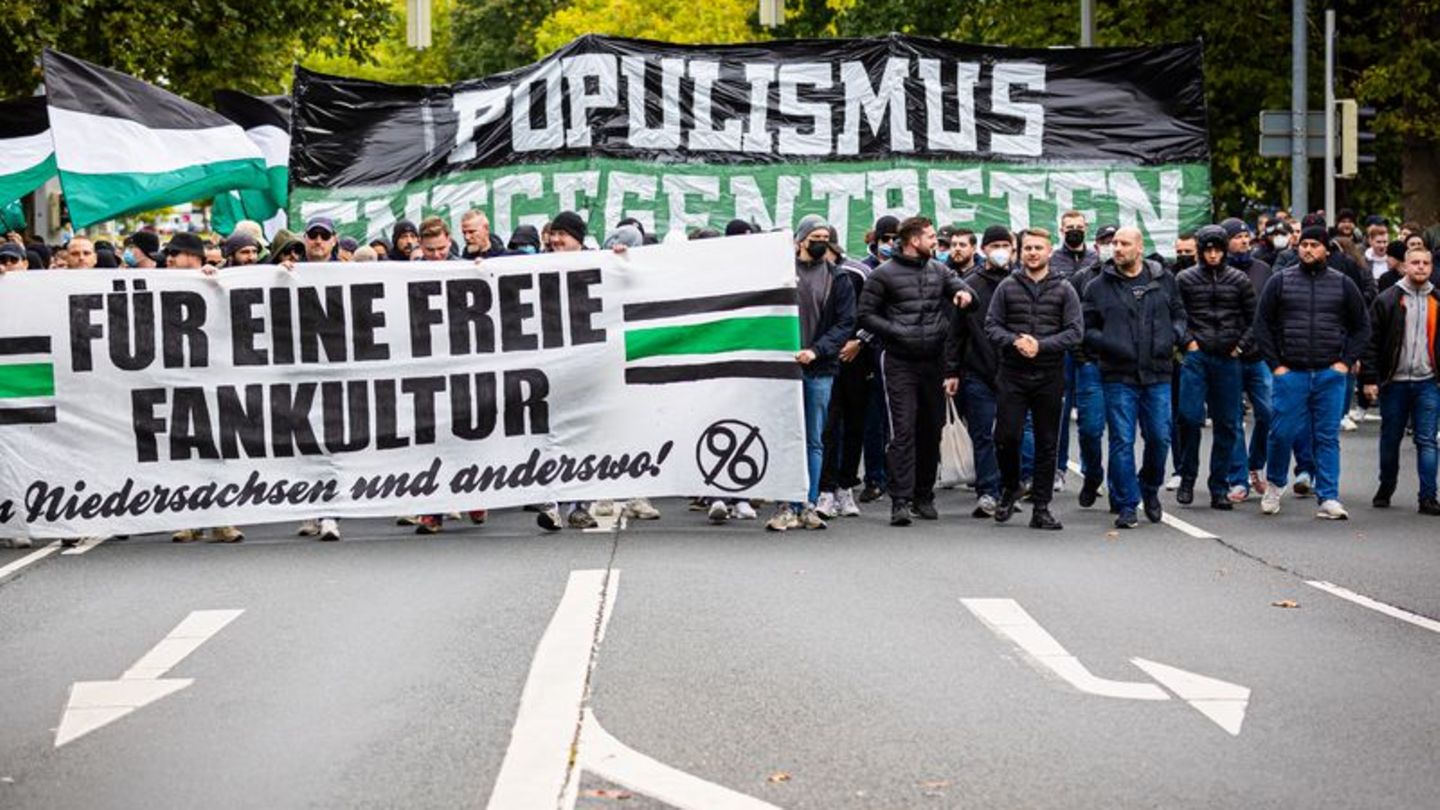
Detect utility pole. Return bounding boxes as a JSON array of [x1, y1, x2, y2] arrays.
[[1323, 9, 1336, 220], [1080, 0, 1096, 46], [1290, 0, 1308, 215]]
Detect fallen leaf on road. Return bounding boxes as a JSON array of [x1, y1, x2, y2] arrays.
[[1271, 599, 1300, 609], [768, 771, 792, 783], [1105, 531, 1119, 541], [580, 788, 632, 800], [919, 779, 952, 789]]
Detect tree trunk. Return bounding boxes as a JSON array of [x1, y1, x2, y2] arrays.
[[1403, 133, 1440, 226]]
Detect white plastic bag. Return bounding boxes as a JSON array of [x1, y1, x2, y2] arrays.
[[937, 397, 975, 488]]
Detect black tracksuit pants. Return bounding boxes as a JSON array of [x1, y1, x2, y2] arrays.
[[820, 353, 871, 492], [996, 364, 1066, 506], [879, 351, 944, 502]]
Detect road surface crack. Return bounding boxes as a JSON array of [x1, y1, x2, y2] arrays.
[[557, 519, 622, 808]]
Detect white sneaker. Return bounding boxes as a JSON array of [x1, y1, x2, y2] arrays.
[[733, 501, 758, 520], [297, 519, 320, 537], [1227, 484, 1249, 503], [592, 499, 617, 517], [3, 536, 32, 549], [835, 488, 861, 517], [1340, 416, 1358, 432], [1261, 484, 1286, 515], [537, 504, 562, 531], [975, 494, 998, 517], [814, 491, 837, 519], [623, 497, 661, 520], [1292, 472, 1314, 497], [1053, 471, 1067, 493], [318, 518, 340, 541], [1348, 405, 1365, 422], [708, 499, 729, 523], [1316, 499, 1349, 520], [1165, 475, 1181, 492]]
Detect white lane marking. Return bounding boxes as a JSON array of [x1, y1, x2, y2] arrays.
[[488, 571, 785, 809], [583, 512, 628, 534], [487, 569, 616, 809], [0, 541, 62, 582], [1131, 658, 1250, 736], [60, 537, 108, 556], [962, 598, 1168, 701], [55, 609, 243, 747], [1305, 580, 1440, 634], [579, 709, 783, 810], [1066, 461, 1218, 539]]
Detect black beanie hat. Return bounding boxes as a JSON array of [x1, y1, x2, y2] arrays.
[[981, 225, 1012, 247], [724, 218, 756, 236], [1299, 225, 1329, 245], [551, 211, 587, 245], [1387, 239, 1409, 262], [872, 215, 900, 241]]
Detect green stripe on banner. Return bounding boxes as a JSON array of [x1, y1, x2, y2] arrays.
[[60, 156, 268, 228], [0, 362, 55, 398], [625, 316, 800, 362]]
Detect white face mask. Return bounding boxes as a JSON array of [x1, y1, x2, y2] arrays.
[[1097, 244, 1115, 262], [1272, 235, 1291, 250], [988, 248, 1011, 267]]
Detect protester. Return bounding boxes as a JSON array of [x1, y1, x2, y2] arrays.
[[122, 232, 160, 268], [392, 220, 420, 260], [67, 236, 97, 269], [0, 242, 27, 272], [985, 228, 1082, 530], [337, 236, 358, 261], [223, 232, 261, 266], [1254, 224, 1371, 519], [816, 237, 872, 519], [1050, 210, 1099, 279], [460, 209, 506, 259], [1082, 227, 1186, 527], [507, 224, 541, 254], [946, 225, 1011, 518], [1360, 248, 1440, 514]]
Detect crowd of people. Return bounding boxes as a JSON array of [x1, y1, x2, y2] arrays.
[[2, 203, 1437, 546]]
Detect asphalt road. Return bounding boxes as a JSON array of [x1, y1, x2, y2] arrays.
[[1, 415, 1438, 809]]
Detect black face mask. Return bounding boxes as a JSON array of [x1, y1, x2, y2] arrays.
[[1063, 229, 1086, 249], [1174, 254, 1196, 270], [805, 241, 828, 261]]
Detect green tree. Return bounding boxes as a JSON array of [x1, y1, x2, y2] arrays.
[[450, 0, 566, 78], [0, 0, 393, 101], [533, 0, 762, 56], [304, 0, 457, 84]]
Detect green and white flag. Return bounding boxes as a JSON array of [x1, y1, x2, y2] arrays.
[[42, 49, 269, 228], [0, 96, 55, 208], [211, 90, 290, 239]]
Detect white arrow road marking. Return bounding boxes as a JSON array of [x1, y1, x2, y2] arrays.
[[486, 570, 782, 810], [0, 541, 62, 582], [579, 709, 782, 810], [55, 609, 243, 747], [962, 598, 1168, 701], [1131, 658, 1251, 736], [1305, 580, 1440, 634]]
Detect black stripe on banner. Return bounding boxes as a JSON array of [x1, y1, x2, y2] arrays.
[[42, 49, 232, 131], [625, 361, 802, 385], [0, 406, 56, 425], [0, 96, 49, 139], [0, 336, 51, 355], [213, 89, 291, 131], [623, 288, 797, 322]]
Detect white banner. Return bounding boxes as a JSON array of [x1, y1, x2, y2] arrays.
[[0, 232, 807, 537]]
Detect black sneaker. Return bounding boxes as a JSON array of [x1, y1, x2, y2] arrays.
[[913, 499, 939, 520], [1028, 507, 1063, 531], [890, 499, 913, 527], [1142, 492, 1163, 523], [1209, 495, 1234, 511], [994, 490, 1018, 523], [1176, 480, 1195, 505], [1419, 498, 1440, 516], [859, 483, 885, 503], [1114, 509, 1139, 529], [1373, 484, 1395, 509], [1078, 477, 1102, 508]]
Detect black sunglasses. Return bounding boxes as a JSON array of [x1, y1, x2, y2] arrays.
[[306, 229, 333, 240], [0, 255, 21, 265]]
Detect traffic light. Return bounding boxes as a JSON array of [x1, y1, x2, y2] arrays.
[[1338, 99, 1377, 178]]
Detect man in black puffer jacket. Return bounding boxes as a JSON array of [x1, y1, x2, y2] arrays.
[[858, 215, 976, 526], [1175, 224, 1257, 510], [985, 228, 1083, 530], [1254, 225, 1371, 520], [1083, 227, 1187, 529]]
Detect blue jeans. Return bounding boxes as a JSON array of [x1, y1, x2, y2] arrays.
[[803, 374, 835, 505], [1178, 351, 1243, 498], [1228, 360, 1273, 488], [1378, 380, 1440, 501], [1104, 381, 1172, 511], [1075, 361, 1107, 485], [1267, 368, 1347, 503], [962, 377, 1002, 498]]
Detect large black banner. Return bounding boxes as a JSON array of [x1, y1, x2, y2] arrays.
[[289, 35, 1210, 254]]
